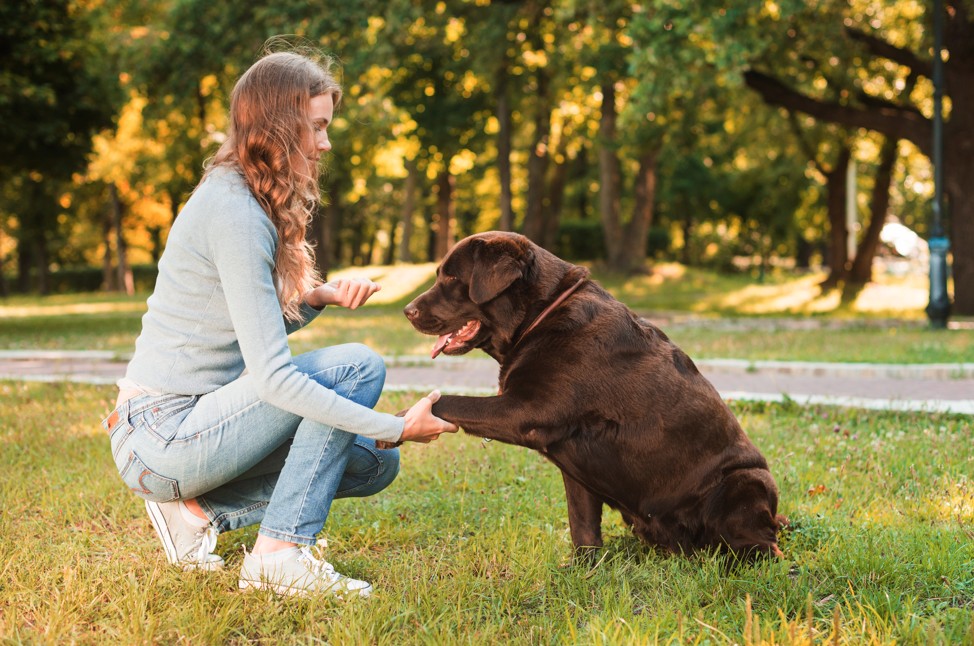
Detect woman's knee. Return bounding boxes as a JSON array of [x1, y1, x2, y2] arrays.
[[295, 344, 386, 405], [346, 343, 386, 384], [342, 343, 385, 408]]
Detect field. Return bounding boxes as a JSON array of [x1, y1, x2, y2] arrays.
[[1, 382, 972, 644], [1, 263, 972, 644]]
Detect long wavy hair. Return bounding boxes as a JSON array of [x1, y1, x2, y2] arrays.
[[205, 48, 342, 321]]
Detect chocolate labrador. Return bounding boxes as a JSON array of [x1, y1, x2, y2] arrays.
[[404, 231, 784, 559]]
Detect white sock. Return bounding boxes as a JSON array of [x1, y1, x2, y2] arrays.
[[250, 546, 301, 563], [178, 500, 209, 527]]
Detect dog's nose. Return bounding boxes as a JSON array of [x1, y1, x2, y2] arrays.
[[403, 303, 419, 320]]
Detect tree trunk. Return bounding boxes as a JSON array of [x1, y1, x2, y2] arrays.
[[398, 158, 418, 263], [0, 228, 8, 298], [18, 178, 51, 294], [522, 67, 551, 244], [598, 81, 624, 269], [384, 218, 398, 266], [148, 227, 163, 264], [822, 146, 851, 288], [947, 149, 974, 315], [320, 200, 340, 278], [34, 236, 49, 295], [101, 199, 116, 292], [541, 142, 569, 251], [622, 147, 659, 273], [16, 243, 31, 293], [850, 138, 898, 284], [496, 64, 514, 232], [681, 211, 693, 266], [434, 170, 455, 259], [110, 183, 135, 295]]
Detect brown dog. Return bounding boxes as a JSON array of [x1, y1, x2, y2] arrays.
[[404, 231, 784, 559]]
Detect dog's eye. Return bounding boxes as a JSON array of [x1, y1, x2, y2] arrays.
[[441, 275, 458, 283]]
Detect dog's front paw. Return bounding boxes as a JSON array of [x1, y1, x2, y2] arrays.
[[375, 440, 402, 450]]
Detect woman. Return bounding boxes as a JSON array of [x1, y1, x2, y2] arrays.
[[102, 47, 456, 598]]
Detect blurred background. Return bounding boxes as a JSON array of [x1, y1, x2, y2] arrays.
[[1, 0, 970, 316]]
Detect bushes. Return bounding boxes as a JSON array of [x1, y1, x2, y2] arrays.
[[555, 219, 672, 261], [5, 264, 158, 294], [555, 219, 605, 260]]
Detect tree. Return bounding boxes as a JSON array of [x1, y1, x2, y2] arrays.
[[0, 0, 120, 292], [373, 0, 490, 260], [744, 0, 974, 314]]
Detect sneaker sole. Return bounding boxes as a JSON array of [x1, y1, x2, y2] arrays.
[[145, 500, 225, 571], [238, 578, 372, 598]]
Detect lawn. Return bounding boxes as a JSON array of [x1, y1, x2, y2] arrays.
[[1, 263, 972, 364], [1, 381, 972, 644], [2, 263, 972, 643]]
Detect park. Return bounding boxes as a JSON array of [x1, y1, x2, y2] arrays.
[[2, 1, 974, 644]]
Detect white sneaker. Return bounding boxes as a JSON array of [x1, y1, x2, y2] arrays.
[[238, 546, 372, 598], [144, 500, 224, 571]]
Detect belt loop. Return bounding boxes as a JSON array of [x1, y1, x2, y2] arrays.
[[103, 399, 130, 433]]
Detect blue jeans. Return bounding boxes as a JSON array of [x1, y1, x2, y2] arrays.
[[103, 344, 400, 545]]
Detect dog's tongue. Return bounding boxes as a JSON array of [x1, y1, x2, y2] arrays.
[[431, 333, 451, 359]]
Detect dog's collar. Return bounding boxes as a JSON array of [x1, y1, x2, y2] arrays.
[[513, 275, 588, 347]]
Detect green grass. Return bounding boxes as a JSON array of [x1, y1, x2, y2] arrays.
[[1, 381, 972, 644], [2, 263, 973, 363]]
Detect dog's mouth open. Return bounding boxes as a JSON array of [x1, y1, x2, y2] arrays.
[[430, 320, 481, 358]]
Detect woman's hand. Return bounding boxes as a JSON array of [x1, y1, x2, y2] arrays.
[[400, 390, 459, 443], [304, 278, 381, 310]]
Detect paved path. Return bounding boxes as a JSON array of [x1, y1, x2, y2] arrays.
[[1, 350, 971, 415]]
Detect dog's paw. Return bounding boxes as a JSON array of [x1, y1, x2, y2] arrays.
[[375, 440, 402, 450]]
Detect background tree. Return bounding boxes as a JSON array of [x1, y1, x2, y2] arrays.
[[373, 0, 491, 260], [743, 0, 974, 314], [0, 0, 120, 292], [4, 0, 966, 312]]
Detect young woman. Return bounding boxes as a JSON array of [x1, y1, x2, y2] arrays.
[[102, 48, 456, 598]]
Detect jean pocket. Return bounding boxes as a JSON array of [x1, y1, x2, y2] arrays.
[[136, 394, 198, 443], [117, 448, 180, 502]]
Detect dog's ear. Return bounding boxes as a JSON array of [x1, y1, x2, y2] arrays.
[[469, 242, 527, 304]]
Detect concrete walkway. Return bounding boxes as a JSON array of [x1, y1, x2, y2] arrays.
[[1, 350, 971, 415]]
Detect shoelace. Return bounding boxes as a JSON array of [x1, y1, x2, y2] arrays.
[[191, 525, 219, 563], [297, 546, 340, 582]]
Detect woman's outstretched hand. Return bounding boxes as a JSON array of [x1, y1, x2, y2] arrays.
[[400, 390, 458, 444], [305, 278, 381, 310]]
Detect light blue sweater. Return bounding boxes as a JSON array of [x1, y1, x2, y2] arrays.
[[125, 166, 404, 442]]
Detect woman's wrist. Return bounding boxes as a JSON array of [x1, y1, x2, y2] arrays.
[[303, 285, 332, 310]]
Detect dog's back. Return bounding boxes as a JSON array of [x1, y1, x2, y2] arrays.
[[511, 281, 783, 558]]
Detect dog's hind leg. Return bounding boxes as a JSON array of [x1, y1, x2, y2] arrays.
[[562, 471, 604, 555]]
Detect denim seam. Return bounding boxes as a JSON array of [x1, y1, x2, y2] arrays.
[[257, 527, 316, 546], [210, 501, 268, 533], [163, 398, 266, 448]]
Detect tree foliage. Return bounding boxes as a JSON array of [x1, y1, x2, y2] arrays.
[[3, 0, 968, 316]]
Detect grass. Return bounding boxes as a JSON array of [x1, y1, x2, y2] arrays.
[[1, 262, 972, 364], [1, 381, 972, 644]]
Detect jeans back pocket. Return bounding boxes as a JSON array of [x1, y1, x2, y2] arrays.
[[117, 448, 180, 502]]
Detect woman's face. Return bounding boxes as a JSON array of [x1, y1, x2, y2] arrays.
[[303, 93, 334, 173]]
